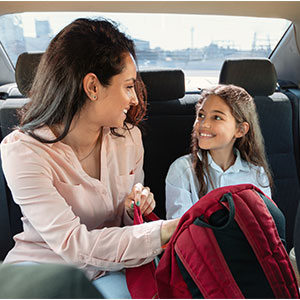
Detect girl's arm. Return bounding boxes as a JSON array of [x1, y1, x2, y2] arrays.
[[165, 156, 195, 219], [258, 166, 272, 199]]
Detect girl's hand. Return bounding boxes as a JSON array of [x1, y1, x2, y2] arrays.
[[125, 183, 156, 218]]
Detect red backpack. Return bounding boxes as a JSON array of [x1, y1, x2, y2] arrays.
[[126, 184, 299, 298]]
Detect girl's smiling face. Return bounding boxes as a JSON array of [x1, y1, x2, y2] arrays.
[[193, 95, 244, 155]]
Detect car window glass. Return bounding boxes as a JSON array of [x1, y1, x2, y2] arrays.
[[0, 12, 290, 91]]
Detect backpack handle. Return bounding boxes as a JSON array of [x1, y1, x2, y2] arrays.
[[126, 203, 160, 299], [133, 204, 160, 225], [193, 192, 235, 230]]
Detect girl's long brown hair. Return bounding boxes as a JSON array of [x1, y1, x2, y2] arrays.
[[191, 84, 273, 198], [18, 18, 147, 143]]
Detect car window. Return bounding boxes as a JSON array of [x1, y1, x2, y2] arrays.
[[0, 12, 290, 91]]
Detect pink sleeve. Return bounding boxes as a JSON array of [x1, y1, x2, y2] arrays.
[[1, 139, 162, 271]]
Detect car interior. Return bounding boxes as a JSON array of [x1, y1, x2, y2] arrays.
[[0, 0, 300, 297]]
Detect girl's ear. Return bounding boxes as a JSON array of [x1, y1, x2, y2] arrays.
[[83, 73, 99, 101], [235, 122, 249, 138]]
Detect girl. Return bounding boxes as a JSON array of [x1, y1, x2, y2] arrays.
[[166, 84, 273, 219]]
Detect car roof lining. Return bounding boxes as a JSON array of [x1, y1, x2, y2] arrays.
[[0, 1, 300, 23]]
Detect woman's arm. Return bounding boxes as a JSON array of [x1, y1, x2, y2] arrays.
[[160, 218, 180, 245], [1, 138, 163, 271]]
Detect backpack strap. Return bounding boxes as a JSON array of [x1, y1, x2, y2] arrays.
[[126, 205, 160, 299], [221, 188, 299, 298], [175, 192, 245, 298]]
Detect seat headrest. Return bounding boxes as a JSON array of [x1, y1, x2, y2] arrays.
[[15, 53, 185, 101], [15, 52, 43, 97], [219, 58, 277, 96], [140, 69, 185, 101]]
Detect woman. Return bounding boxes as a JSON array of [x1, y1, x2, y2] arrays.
[[1, 18, 179, 298]]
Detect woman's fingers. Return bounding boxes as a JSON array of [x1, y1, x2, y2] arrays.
[[139, 187, 150, 210], [140, 187, 156, 215], [143, 193, 156, 216], [132, 183, 143, 205], [126, 183, 156, 216], [124, 183, 142, 217]]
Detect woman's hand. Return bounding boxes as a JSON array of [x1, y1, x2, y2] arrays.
[[125, 183, 179, 246], [160, 218, 180, 246], [125, 183, 156, 218]]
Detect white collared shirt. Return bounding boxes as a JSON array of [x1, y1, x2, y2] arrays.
[[165, 149, 271, 219]]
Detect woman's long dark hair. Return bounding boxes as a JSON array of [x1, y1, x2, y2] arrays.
[[191, 84, 273, 198], [18, 18, 147, 143]]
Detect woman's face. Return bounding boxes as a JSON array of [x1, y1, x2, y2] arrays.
[[85, 52, 138, 128]]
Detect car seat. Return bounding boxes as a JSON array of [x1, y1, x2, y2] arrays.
[[219, 58, 300, 252]]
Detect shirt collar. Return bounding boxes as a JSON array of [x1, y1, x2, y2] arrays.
[[32, 126, 57, 147], [230, 148, 250, 173], [197, 148, 250, 173]]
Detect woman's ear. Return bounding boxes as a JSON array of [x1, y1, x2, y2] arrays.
[[235, 122, 249, 138], [83, 73, 99, 101]]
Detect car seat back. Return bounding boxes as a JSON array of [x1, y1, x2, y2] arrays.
[[140, 70, 199, 218], [219, 58, 300, 251]]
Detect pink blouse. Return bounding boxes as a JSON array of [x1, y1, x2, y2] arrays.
[[1, 125, 163, 280]]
